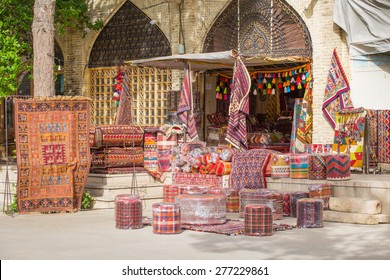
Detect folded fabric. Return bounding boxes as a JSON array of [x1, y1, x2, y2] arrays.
[[215, 161, 231, 176], [91, 125, 144, 148], [91, 147, 144, 168]]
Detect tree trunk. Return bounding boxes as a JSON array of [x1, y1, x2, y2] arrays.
[[32, 0, 56, 97]]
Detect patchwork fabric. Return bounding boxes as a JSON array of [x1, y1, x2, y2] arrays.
[[296, 198, 324, 228], [244, 204, 274, 236], [152, 202, 182, 234], [91, 125, 144, 148], [115, 194, 143, 229], [14, 98, 90, 213], [322, 49, 354, 129], [229, 149, 271, 190], [333, 108, 366, 170]]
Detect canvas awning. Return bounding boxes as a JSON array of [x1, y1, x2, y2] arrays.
[[126, 50, 310, 71]]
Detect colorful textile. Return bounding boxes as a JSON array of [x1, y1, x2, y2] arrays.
[[322, 49, 354, 129], [366, 109, 378, 166], [163, 184, 211, 202], [270, 153, 290, 178], [229, 149, 271, 190], [308, 184, 332, 210], [91, 147, 144, 168], [157, 150, 173, 172], [181, 219, 245, 236], [296, 198, 324, 228], [172, 172, 223, 187], [175, 194, 226, 225], [304, 144, 332, 154], [157, 132, 177, 151], [91, 167, 146, 174], [332, 108, 366, 170], [376, 110, 390, 163], [115, 70, 132, 125], [226, 56, 251, 151], [283, 193, 291, 216], [326, 154, 351, 180], [290, 191, 309, 217], [239, 189, 283, 220], [308, 154, 327, 180], [244, 204, 274, 236], [152, 202, 182, 234], [214, 161, 231, 176], [289, 153, 309, 179], [223, 188, 239, 213], [14, 98, 90, 213], [115, 194, 143, 229], [91, 125, 144, 148], [177, 62, 199, 141], [143, 128, 159, 172]]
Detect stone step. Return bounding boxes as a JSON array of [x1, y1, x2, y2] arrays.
[[323, 210, 390, 225]]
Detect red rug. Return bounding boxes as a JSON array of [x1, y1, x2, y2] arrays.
[[14, 97, 91, 213]]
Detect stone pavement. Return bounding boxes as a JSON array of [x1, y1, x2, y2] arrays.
[[1, 208, 390, 260]]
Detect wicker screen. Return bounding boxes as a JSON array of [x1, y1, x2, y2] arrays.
[[88, 67, 171, 126]]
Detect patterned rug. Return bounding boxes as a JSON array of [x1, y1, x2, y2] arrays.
[[322, 49, 353, 129], [91, 147, 144, 168], [14, 97, 91, 213], [377, 110, 390, 163], [90, 125, 144, 148], [229, 149, 271, 190], [332, 107, 366, 170], [226, 55, 251, 151]]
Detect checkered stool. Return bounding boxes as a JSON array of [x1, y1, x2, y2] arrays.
[[152, 202, 182, 234], [244, 204, 274, 236], [115, 194, 142, 229]]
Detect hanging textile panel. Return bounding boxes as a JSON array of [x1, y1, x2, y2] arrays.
[[322, 49, 354, 129], [90, 147, 144, 168], [332, 108, 366, 170], [143, 128, 159, 172], [377, 110, 390, 164], [14, 98, 91, 213], [229, 149, 271, 190], [91, 125, 144, 148], [365, 109, 378, 166]]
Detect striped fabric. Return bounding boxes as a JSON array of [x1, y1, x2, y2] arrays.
[[91, 147, 144, 168], [214, 161, 232, 176], [239, 189, 283, 220], [308, 184, 332, 210], [290, 191, 309, 218], [152, 202, 182, 234], [92, 125, 144, 148], [223, 188, 239, 213], [296, 198, 324, 228], [326, 154, 351, 180], [290, 153, 309, 179], [115, 194, 143, 229], [308, 154, 327, 180], [144, 129, 159, 172], [175, 194, 226, 225], [244, 204, 274, 236]]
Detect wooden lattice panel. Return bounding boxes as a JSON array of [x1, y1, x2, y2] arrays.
[[88, 67, 171, 126]]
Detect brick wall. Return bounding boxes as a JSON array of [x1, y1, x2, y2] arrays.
[[59, 0, 349, 144]]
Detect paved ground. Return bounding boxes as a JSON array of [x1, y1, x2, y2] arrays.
[[1, 208, 390, 260]]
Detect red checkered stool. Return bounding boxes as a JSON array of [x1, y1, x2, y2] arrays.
[[175, 194, 226, 225], [308, 184, 332, 210], [244, 204, 274, 236], [290, 191, 309, 218], [152, 202, 182, 234], [308, 154, 327, 180], [223, 188, 239, 213], [326, 154, 351, 180], [289, 153, 309, 179], [297, 198, 324, 228], [115, 194, 143, 229]]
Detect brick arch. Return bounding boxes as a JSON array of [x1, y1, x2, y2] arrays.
[[88, 0, 172, 67], [202, 0, 312, 59]]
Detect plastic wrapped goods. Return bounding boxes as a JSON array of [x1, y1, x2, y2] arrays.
[[152, 202, 182, 234], [175, 194, 226, 225], [244, 204, 274, 236], [296, 198, 324, 228], [308, 184, 332, 209], [239, 189, 283, 220], [223, 188, 239, 213], [326, 154, 351, 180], [308, 154, 327, 180], [290, 153, 309, 179], [290, 191, 309, 217], [163, 184, 210, 202], [283, 192, 291, 216], [115, 194, 142, 229]]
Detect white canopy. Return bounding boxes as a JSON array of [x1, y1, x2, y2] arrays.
[[126, 50, 310, 71]]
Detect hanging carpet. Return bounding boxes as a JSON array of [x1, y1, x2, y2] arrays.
[[377, 110, 390, 164], [14, 97, 91, 213], [322, 49, 354, 129]]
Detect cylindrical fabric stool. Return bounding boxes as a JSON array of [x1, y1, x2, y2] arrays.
[[175, 194, 226, 225], [326, 154, 351, 180], [283, 193, 291, 216], [223, 188, 239, 213], [152, 202, 181, 234], [244, 204, 274, 236], [308, 154, 327, 180], [115, 194, 143, 229], [308, 184, 332, 210], [290, 153, 309, 179], [239, 189, 283, 220], [163, 184, 179, 203], [290, 191, 309, 217], [296, 198, 324, 228], [270, 154, 290, 178]]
